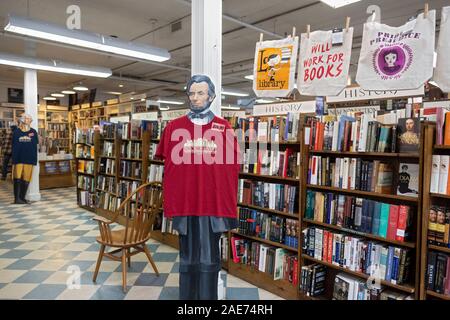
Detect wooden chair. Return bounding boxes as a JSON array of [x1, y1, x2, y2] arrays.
[[92, 182, 163, 292]]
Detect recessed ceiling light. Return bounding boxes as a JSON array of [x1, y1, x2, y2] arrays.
[[73, 86, 89, 91], [43, 96, 56, 100], [320, 0, 362, 9], [118, 84, 124, 88], [51, 93, 65, 97], [61, 90, 76, 94]]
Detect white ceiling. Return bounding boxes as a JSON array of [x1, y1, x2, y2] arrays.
[[0, 0, 448, 105]]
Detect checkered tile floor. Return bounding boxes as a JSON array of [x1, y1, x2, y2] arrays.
[[0, 181, 283, 300]]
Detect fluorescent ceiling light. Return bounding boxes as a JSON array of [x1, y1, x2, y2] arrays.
[[320, 0, 362, 8], [73, 86, 89, 91], [51, 93, 65, 97], [244, 75, 254, 80], [222, 88, 249, 97], [159, 106, 170, 111], [0, 52, 112, 78], [140, 98, 145, 101], [221, 105, 241, 110], [105, 91, 122, 95], [256, 99, 276, 104], [157, 99, 184, 105], [43, 96, 56, 100], [5, 15, 171, 62], [61, 90, 76, 94]]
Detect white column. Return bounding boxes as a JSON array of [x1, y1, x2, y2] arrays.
[[24, 68, 41, 201], [191, 0, 222, 116]]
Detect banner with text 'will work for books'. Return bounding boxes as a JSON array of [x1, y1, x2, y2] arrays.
[[297, 28, 353, 96], [434, 6, 450, 93], [356, 11, 436, 90], [253, 36, 299, 98]]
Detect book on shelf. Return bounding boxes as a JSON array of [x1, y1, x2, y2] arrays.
[[241, 148, 300, 178], [77, 160, 95, 174], [121, 141, 142, 159], [305, 190, 413, 242], [427, 205, 450, 248], [97, 175, 116, 194], [303, 226, 412, 285], [396, 163, 419, 197], [220, 234, 229, 262], [119, 160, 142, 179], [118, 180, 140, 199], [102, 141, 115, 157], [307, 156, 394, 194], [96, 191, 121, 212], [430, 155, 450, 195], [230, 236, 298, 284], [426, 251, 450, 295], [436, 108, 450, 146], [98, 158, 115, 175], [332, 273, 390, 300], [147, 164, 164, 182], [74, 128, 95, 145], [75, 144, 94, 159], [237, 207, 298, 249], [300, 263, 326, 297], [79, 190, 96, 208], [307, 111, 401, 153], [397, 117, 420, 153], [238, 179, 298, 214], [77, 175, 95, 192]]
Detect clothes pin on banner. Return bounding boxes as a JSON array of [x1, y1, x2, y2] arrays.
[[424, 3, 429, 18], [259, 33, 263, 43], [345, 17, 351, 32], [292, 26, 296, 38], [306, 25, 310, 39]]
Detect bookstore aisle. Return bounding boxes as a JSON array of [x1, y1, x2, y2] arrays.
[[0, 181, 282, 300]]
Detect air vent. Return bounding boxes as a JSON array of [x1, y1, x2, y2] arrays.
[[171, 21, 182, 33]]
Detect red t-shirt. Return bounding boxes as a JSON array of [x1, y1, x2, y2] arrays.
[[155, 115, 240, 218]]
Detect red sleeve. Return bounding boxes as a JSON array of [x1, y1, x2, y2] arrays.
[[155, 122, 170, 160]]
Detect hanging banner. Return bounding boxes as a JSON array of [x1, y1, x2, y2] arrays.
[[356, 11, 436, 90], [253, 36, 299, 98], [297, 28, 353, 96], [434, 6, 450, 93]]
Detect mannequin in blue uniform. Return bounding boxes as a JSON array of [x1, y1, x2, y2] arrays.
[[173, 75, 238, 300]]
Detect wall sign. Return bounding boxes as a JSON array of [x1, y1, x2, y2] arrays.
[[326, 86, 424, 103], [252, 101, 315, 116]]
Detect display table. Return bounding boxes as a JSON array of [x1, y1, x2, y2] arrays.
[[39, 159, 75, 189]]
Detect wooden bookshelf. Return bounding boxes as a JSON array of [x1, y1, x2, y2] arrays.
[[239, 172, 299, 184], [302, 254, 415, 294], [426, 290, 450, 300], [150, 230, 179, 250], [420, 123, 450, 300], [301, 117, 425, 300]]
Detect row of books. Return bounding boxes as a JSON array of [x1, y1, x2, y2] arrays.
[[305, 191, 413, 242], [74, 128, 95, 145], [308, 156, 399, 195], [436, 108, 450, 146], [241, 148, 300, 179], [307, 111, 418, 153], [121, 141, 142, 159], [121, 120, 160, 140], [97, 176, 116, 194], [99, 158, 115, 175], [238, 179, 298, 214], [230, 236, 298, 284], [75, 145, 94, 159], [96, 191, 121, 212], [149, 143, 158, 159], [47, 123, 68, 131], [303, 227, 411, 285], [332, 273, 412, 300], [430, 155, 450, 195], [300, 264, 326, 297], [426, 251, 450, 295], [79, 190, 96, 208], [153, 212, 179, 235], [101, 123, 118, 139], [237, 207, 299, 249], [77, 160, 95, 175], [77, 175, 95, 193], [47, 131, 68, 139], [428, 205, 450, 248], [117, 180, 140, 199], [119, 160, 142, 179], [102, 141, 115, 157], [220, 234, 229, 261], [147, 164, 163, 182]]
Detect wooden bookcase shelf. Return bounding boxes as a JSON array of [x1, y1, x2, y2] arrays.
[[237, 203, 299, 219], [303, 218, 416, 248], [306, 184, 419, 204], [309, 150, 420, 159], [230, 230, 298, 253], [150, 230, 179, 250], [239, 172, 299, 184], [420, 123, 450, 300], [302, 254, 415, 294]]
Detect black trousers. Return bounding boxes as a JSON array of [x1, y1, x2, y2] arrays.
[[178, 216, 222, 300], [2, 153, 11, 178]]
